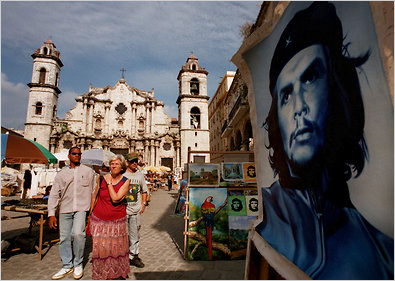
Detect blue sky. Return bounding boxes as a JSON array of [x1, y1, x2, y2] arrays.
[[1, 1, 261, 130]]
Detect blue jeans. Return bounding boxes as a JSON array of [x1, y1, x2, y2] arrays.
[[127, 214, 141, 259], [59, 211, 87, 268]]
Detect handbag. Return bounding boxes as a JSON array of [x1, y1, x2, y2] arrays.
[[86, 175, 102, 236]]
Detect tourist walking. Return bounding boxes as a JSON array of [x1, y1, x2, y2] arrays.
[[48, 147, 97, 280], [89, 154, 130, 280], [123, 153, 148, 268]]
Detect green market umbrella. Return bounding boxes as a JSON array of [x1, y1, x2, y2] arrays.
[[1, 134, 58, 164]]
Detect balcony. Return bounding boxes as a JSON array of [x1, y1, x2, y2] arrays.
[[221, 119, 232, 137], [228, 95, 249, 128]]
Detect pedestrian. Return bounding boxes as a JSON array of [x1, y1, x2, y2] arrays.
[[89, 154, 130, 280], [256, 2, 393, 279], [21, 165, 32, 199], [167, 172, 172, 191], [123, 153, 148, 268], [48, 147, 97, 280]]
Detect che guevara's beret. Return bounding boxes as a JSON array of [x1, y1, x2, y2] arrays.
[[269, 2, 343, 96]]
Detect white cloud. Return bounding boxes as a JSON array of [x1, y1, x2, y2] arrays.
[[1, 73, 30, 129]]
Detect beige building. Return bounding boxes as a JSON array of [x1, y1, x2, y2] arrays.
[[221, 69, 253, 152], [208, 71, 235, 152], [24, 41, 210, 170]]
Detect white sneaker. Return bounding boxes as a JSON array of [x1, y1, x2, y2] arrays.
[[52, 267, 73, 280], [73, 265, 84, 280]]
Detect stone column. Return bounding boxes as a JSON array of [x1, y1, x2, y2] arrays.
[[82, 99, 88, 135], [144, 140, 149, 165], [104, 103, 110, 136], [131, 103, 135, 136], [88, 101, 94, 135], [155, 140, 160, 167], [145, 104, 150, 134], [175, 141, 180, 167], [150, 102, 154, 134], [150, 140, 155, 166]]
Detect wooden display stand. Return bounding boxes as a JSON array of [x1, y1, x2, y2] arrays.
[[1, 205, 59, 260], [183, 149, 256, 260], [244, 221, 311, 280]]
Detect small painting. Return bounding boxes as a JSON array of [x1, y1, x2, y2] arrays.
[[242, 163, 257, 183], [245, 195, 259, 217], [229, 216, 256, 260], [188, 188, 230, 260], [222, 163, 244, 181], [188, 163, 220, 187], [228, 195, 247, 216]]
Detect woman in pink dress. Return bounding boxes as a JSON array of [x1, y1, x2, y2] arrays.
[[89, 155, 130, 280]]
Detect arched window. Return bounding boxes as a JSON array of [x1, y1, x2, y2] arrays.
[[95, 119, 102, 128], [230, 137, 235, 151], [191, 64, 197, 71], [43, 47, 48, 55], [190, 78, 199, 95], [39, 68, 46, 84], [244, 120, 253, 151], [118, 121, 123, 128], [55, 73, 59, 87], [235, 130, 242, 150], [190, 107, 200, 129], [35, 102, 43, 115]]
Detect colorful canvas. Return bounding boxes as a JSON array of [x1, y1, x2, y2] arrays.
[[228, 195, 246, 216], [222, 163, 243, 181], [242, 163, 256, 183], [245, 195, 259, 217], [228, 216, 256, 260], [175, 179, 188, 215], [188, 163, 220, 186], [188, 188, 229, 260]]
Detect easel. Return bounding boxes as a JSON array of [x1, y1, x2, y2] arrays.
[[182, 149, 256, 260]]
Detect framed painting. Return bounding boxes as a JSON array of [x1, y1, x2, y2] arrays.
[[188, 188, 229, 260], [242, 162, 257, 183], [188, 163, 220, 187], [222, 162, 244, 181]]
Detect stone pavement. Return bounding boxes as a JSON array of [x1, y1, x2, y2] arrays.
[[1, 188, 246, 280]]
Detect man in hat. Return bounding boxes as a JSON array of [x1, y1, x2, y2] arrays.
[[123, 152, 148, 268], [256, 2, 393, 279]]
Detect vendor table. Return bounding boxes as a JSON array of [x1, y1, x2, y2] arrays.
[[1, 204, 59, 260]]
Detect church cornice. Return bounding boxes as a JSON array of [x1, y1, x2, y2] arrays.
[[177, 69, 208, 81], [176, 94, 209, 104], [31, 53, 64, 67], [27, 83, 61, 94]]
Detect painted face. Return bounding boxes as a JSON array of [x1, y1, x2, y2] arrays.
[[250, 200, 258, 210], [275, 44, 329, 171], [110, 159, 122, 175]]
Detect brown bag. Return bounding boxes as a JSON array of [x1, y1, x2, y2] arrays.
[[86, 175, 102, 237]]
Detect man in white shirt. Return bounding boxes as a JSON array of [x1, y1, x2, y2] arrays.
[[48, 147, 96, 280]]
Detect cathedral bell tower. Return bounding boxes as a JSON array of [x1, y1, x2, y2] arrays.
[[24, 40, 63, 149], [177, 53, 210, 167]]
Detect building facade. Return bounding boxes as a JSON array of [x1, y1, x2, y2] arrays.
[[24, 41, 210, 170], [208, 71, 235, 153], [221, 69, 253, 152]]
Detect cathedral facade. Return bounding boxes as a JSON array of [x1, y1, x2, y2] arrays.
[[24, 40, 210, 170]]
